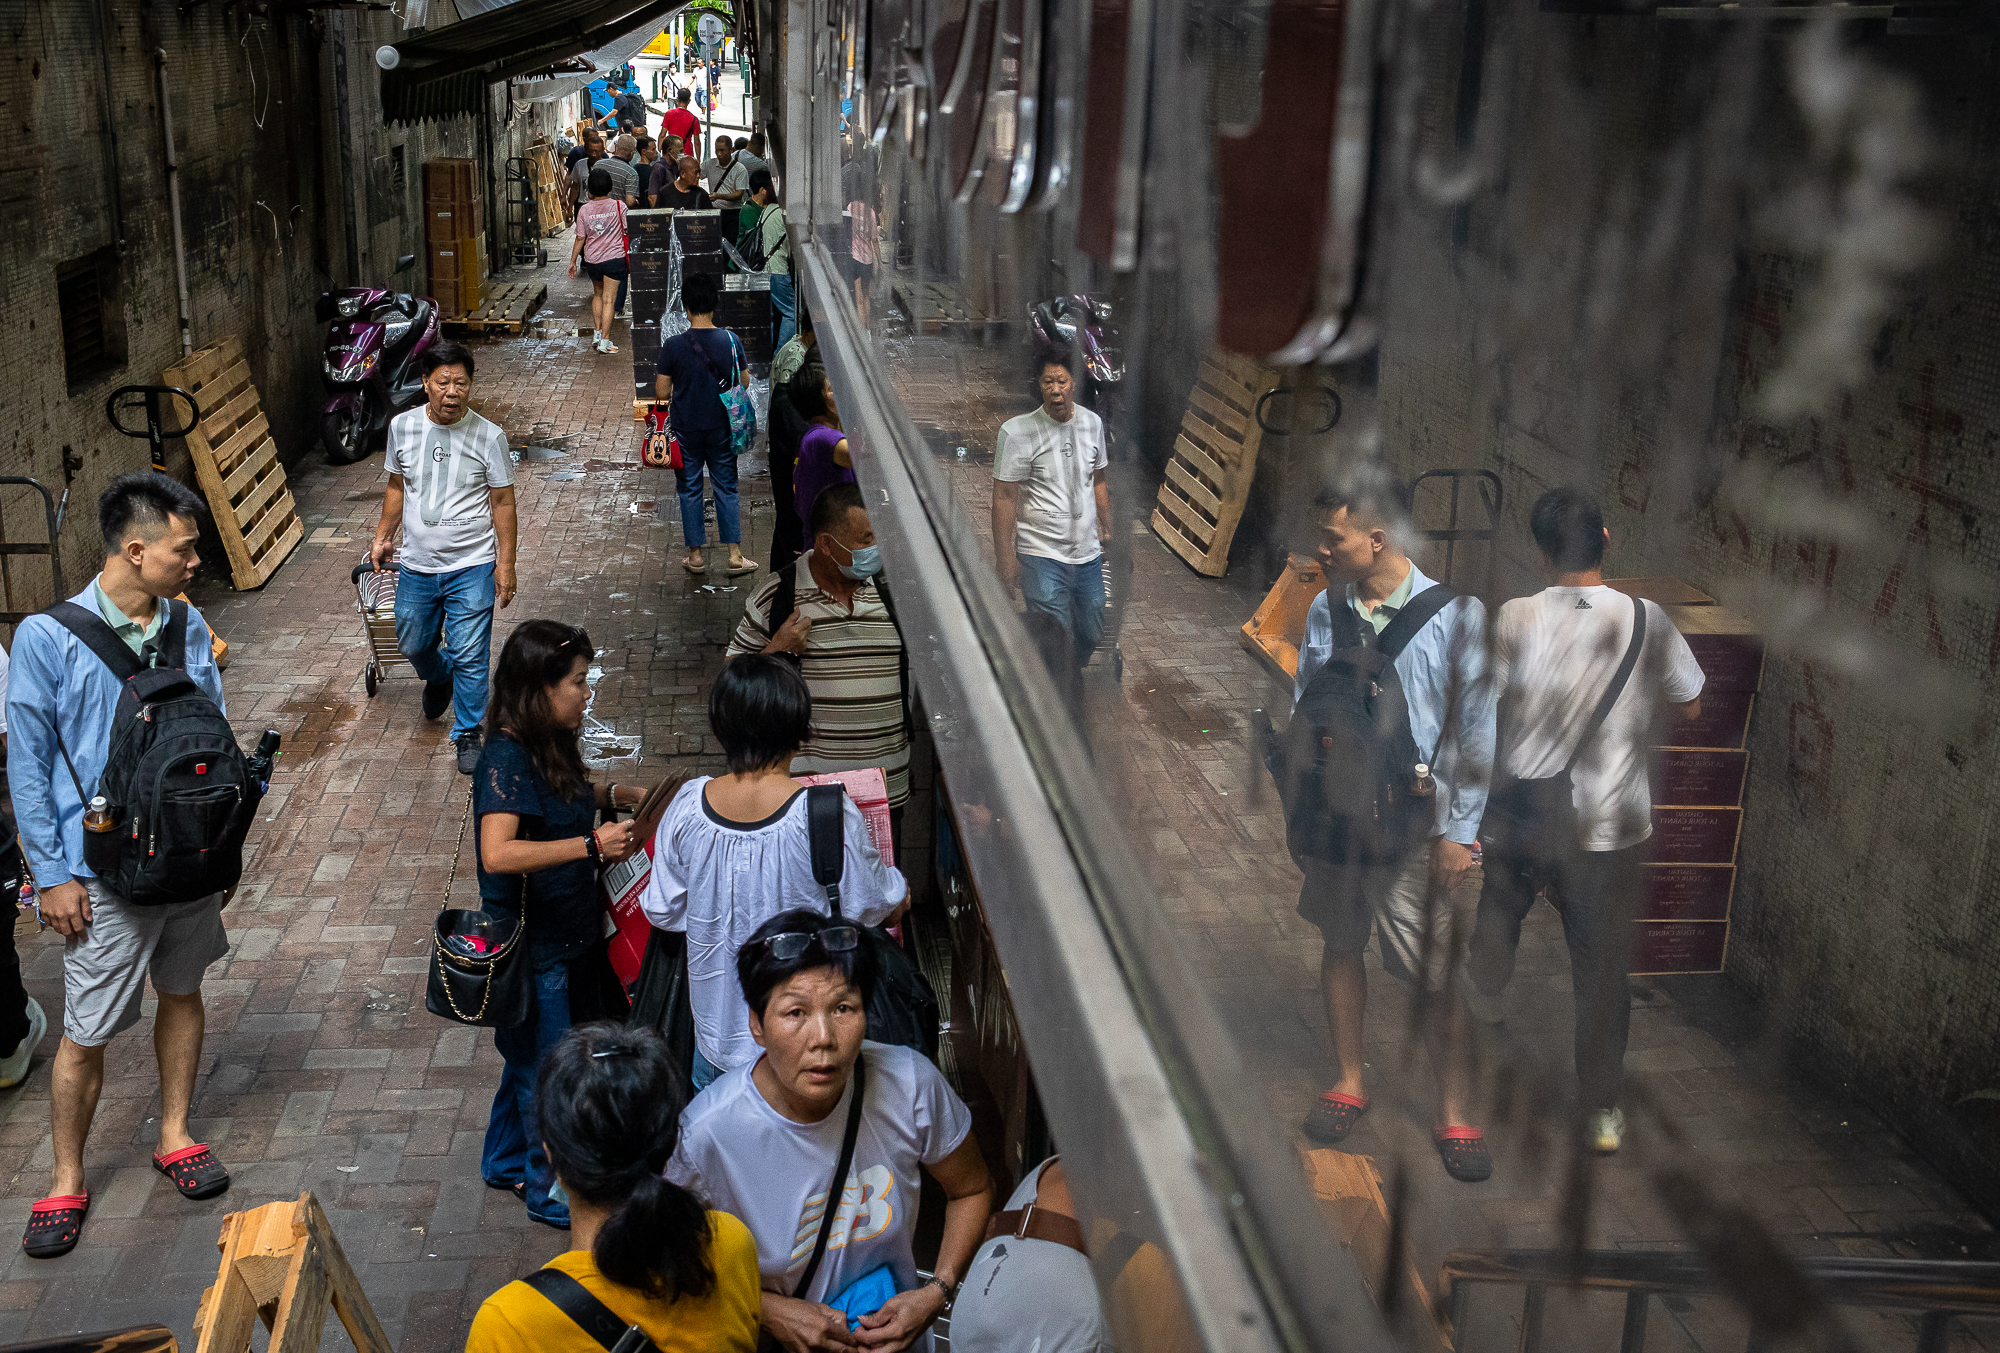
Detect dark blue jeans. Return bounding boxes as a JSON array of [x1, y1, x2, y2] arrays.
[[673, 424, 741, 546], [393, 562, 495, 741], [482, 953, 573, 1224], [1018, 554, 1106, 667]]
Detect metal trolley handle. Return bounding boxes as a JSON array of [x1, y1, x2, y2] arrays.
[[106, 386, 202, 473]]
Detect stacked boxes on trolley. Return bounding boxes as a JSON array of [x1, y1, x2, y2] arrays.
[[425, 158, 487, 318], [629, 209, 769, 397]]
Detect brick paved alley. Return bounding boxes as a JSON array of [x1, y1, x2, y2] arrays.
[[0, 246, 1990, 1352], [0, 244, 776, 1350]]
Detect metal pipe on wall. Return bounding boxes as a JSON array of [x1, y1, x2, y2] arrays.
[[155, 50, 195, 357]]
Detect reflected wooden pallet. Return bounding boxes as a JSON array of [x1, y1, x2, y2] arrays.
[[442, 280, 547, 335], [1151, 348, 1275, 578], [161, 336, 303, 591], [890, 274, 1007, 333]]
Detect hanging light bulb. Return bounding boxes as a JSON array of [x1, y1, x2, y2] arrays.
[[375, 46, 401, 71]]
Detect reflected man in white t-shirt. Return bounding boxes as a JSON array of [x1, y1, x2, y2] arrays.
[[992, 352, 1111, 670], [1462, 487, 1704, 1159]]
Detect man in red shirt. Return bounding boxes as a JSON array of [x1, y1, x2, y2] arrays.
[[660, 88, 701, 157]]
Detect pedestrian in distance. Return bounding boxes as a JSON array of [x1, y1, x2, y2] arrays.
[[667, 908, 993, 1352], [728, 484, 914, 826], [733, 131, 769, 182], [567, 131, 606, 215], [473, 621, 645, 1230], [570, 167, 630, 354], [369, 341, 519, 775], [660, 87, 701, 158], [993, 349, 1112, 671], [706, 135, 749, 249], [1281, 478, 1496, 1182], [639, 656, 906, 1089], [9, 474, 234, 1259], [603, 134, 643, 207], [652, 155, 712, 212], [466, 1024, 761, 1352], [1456, 486, 1705, 1161], [744, 169, 796, 350], [764, 320, 821, 577], [654, 273, 757, 576]]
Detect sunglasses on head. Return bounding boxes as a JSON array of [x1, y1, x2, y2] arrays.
[[761, 924, 860, 962]]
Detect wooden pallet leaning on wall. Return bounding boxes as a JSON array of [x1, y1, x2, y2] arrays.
[[1151, 349, 1275, 578], [162, 337, 304, 590], [194, 1192, 392, 1353], [526, 141, 568, 229]]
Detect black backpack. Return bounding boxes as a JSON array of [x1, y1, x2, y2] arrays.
[[1265, 583, 1457, 869], [807, 785, 939, 1058], [46, 601, 261, 906]]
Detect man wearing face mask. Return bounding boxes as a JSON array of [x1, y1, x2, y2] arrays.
[[725, 483, 913, 838]]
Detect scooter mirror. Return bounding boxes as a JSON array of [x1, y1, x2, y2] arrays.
[[395, 253, 417, 273], [315, 293, 338, 323]]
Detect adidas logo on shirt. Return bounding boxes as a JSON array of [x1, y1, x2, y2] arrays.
[[1576, 598, 1593, 609]]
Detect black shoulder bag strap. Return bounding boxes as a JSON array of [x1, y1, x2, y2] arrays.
[[42, 600, 155, 806], [771, 558, 800, 635], [1563, 594, 1647, 777], [520, 1269, 662, 1353], [868, 575, 915, 737], [1375, 583, 1457, 662], [806, 784, 846, 917], [791, 1051, 866, 1300]]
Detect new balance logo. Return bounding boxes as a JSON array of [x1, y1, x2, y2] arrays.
[[1575, 598, 1593, 608]]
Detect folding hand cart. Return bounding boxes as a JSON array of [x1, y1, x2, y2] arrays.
[[351, 558, 412, 697]]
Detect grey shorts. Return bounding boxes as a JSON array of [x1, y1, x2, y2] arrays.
[[62, 880, 229, 1047], [1298, 847, 1482, 990]]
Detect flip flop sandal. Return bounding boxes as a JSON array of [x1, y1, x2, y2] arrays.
[[483, 1178, 528, 1201], [23, 1193, 89, 1259], [153, 1143, 231, 1200], [725, 559, 760, 576], [1302, 1091, 1370, 1144], [683, 557, 708, 574], [1433, 1126, 1493, 1183]]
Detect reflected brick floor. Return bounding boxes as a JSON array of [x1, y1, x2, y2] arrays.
[[879, 326, 2000, 1352]]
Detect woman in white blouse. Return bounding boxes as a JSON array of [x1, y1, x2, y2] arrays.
[[640, 655, 907, 1089]]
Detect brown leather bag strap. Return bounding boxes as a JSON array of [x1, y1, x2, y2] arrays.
[[982, 1204, 1087, 1256]]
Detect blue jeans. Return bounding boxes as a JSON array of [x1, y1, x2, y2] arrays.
[[674, 424, 741, 546], [691, 1044, 722, 1091], [770, 272, 798, 352], [483, 954, 574, 1224], [394, 562, 495, 740], [1018, 554, 1105, 667]]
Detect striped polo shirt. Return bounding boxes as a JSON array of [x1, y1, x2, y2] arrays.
[[726, 553, 910, 806]]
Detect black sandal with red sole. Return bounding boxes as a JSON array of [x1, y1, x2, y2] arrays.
[[1302, 1091, 1371, 1144], [23, 1193, 89, 1258], [154, 1143, 231, 1200], [1433, 1126, 1493, 1183]]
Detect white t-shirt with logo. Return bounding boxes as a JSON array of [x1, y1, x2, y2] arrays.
[[383, 406, 514, 574], [993, 405, 1108, 565], [1492, 586, 1705, 853], [668, 1041, 972, 1304]]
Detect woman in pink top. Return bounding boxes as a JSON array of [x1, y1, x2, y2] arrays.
[[568, 167, 629, 354]]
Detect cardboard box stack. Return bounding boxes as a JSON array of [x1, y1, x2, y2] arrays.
[[1610, 578, 1764, 975], [629, 210, 732, 398], [424, 158, 487, 317]]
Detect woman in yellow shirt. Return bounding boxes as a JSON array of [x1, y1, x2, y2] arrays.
[[466, 1024, 761, 1353]]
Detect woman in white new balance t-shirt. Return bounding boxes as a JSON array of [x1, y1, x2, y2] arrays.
[[668, 907, 993, 1353]]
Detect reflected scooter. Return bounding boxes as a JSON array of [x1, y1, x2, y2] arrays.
[[317, 253, 440, 464], [1027, 289, 1126, 459]]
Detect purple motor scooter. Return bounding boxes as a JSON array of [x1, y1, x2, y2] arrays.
[[316, 254, 440, 464]]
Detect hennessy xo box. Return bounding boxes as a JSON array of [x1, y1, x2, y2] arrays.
[[671, 208, 723, 253], [1631, 921, 1729, 976], [628, 208, 675, 248], [681, 251, 726, 281], [629, 251, 674, 290]]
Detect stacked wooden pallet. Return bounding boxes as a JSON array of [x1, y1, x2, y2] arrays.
[[890, 275, 1001, 333], [160, 336, 303, 590], [1152, 349, 1276, 577], [526, 141, 569, 228], [442, 281, 547, 336]]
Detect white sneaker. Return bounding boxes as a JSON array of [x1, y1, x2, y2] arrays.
[[0, 998, 47, 1089], [599, 339, 620, 354], [1587, 1106, 1625, 1155]]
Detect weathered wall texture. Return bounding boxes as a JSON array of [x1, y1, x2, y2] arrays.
[[1, 1, 331, 600], [0, 2, 567, 606], [1375, 7, 2000, 1209]]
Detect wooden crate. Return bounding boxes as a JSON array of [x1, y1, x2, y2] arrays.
[[161, 337, 303, 591], [442, 281, 548, 336], [1240, 553, 1326, 680], [1151, 349, 1277, 577]]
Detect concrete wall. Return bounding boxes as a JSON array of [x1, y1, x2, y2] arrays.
[[1373, 6, 2000, 1209], [1, 1, 332, 600], [0, 2, 569, 609]]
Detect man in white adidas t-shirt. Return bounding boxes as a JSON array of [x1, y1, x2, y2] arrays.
[[1463, 487, 1704, 1157], [368, 342, 518, 775]]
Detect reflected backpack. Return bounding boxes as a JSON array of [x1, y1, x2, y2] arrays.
[[46, 601, 261, 906], [1265, 583, 1455, 868]]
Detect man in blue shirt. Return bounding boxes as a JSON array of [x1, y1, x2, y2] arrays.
[[1291, 479, 1496, 1182], [7, 474, 232, 1258]]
